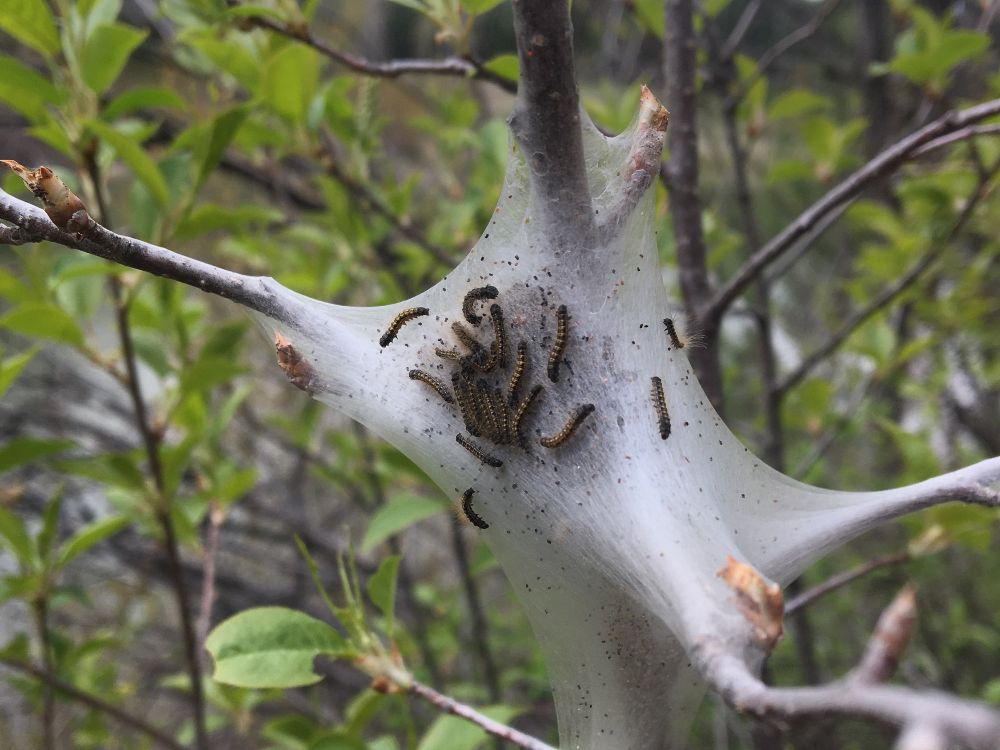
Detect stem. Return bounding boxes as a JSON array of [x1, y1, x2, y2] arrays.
[[0, 657, 186, 750], [449, 521, 501, 702], [509, 0, 592, 236], [786, 553, 911, 615], [701, 97, 1000, 326], [33, 599, 55, 750], [196, 503, 224, 663], [665, 0, 724, 412], [409, 679, 556, 750]]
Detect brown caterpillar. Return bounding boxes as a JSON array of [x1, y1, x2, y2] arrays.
[[408, 369, 454, 404], [435, 346, 464, 361], [452, 321, 486, 355], [379, 307, 429, 348], [460, 488, 489, 529], [493, 387, 512, 444], [663, 318, 683, 350], [547, 304, 569, 383], [650, 376, 671, 440], [452, 372, 482, 437], [511, 384, 543, 443], [456, 433, 503, 467], [489, 303, 507, 369], [508, 340, 527, 405], [539, 403, 595, 448], [476, 378, 503, 440], [462, 285, 499, 325]]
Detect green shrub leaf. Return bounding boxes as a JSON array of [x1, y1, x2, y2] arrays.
[[361, 495, 445, 553]]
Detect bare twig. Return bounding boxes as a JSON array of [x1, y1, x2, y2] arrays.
[[196, 503, 225, 663], [231, 6, 516, 93], [0, 187, 298, 325], [785, 552, 910, 615], [727, 0, 846, 107], [699, 644, 1000, 749], [0, 658, 186, 750], [665, 0, 724, 411], [851, 585, 918, 684], [509, 0, 592, 235], [32, 600, 55, 750], [775, 158, 999, 396], [409, 679, 556, 750], [701, 97, 1000, 327], [720, 0, 762, 61], [910, 124, 1000, 157]]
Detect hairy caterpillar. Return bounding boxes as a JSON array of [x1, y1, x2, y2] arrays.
[[456, 433, 503, 467], [452, 372, 482, 437], [547, 304, 569, 383], [539, 403, 595, 448], [435, 346, 464, 361], [408, 369, 454, 404], [650, 376, 671, 440], [663, 317, 683, 350], [490, 303, 507, 369], [511, 384, 543, 443], [460, 488, 489, 529], [462, 285, 499, 325], [508, 340, 527, 405], [379, 307, 429, 348]]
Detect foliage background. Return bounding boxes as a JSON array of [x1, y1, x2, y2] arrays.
[[0, 0, 998, 748]]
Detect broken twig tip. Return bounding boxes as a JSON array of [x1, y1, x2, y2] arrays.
[[717, 555, 784, 650], [1, 160, 88, 231], [274, 331, 316, 393]]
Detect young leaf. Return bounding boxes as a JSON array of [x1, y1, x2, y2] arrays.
[[0, 348, 38, 398], [0, 507, 34, 566], [0, 0, 60, 58], [206, 606, 349, 688], [361, 495, 445, 554], [0, 438, 75, 474], [57, 515, 129, 569], [366, 555, 401, 634], [0, 53, 61, 122], [416, 705, 520, 750], [85, 119, 170, 207], [103, 86, 188, 120], [0, 303, 86, 347], [36, 491, 64, 566], [80, 23, 149, 95]]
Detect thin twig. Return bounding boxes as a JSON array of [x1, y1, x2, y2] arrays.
[[234, 6, 516, 93], [720, 0, 762, 61], [726, 0, 845, 107], [409, 679, 556, 750], [33, 600, 55, 750], [701, 97, 1000, 327], [196, 503, 225, 664], [910, 123, 1000, 157], [0, 658, 187, 750], [775, 158, 1000, 396], [0, 187, 298, 325], [785, 552, 910, 614]]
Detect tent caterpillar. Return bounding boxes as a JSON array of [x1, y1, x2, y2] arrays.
[[379, 307, 429, 347], [456, 433, 503, 467], [547, 304, 569, 383], [462, 285, 499, 325], [539, 403, 595, 448], [650, 376, 671, 440], [408, 369, 454, 404]]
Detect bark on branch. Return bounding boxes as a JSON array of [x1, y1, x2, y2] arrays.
[[701, 97, 1000, 327], [0, 188, 297, 324]]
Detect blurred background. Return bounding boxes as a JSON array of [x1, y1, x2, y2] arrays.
[[0, 0, 998, 747]]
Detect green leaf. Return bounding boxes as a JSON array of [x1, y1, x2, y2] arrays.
[[309, 734, 368, 750], [768, 89, 831, 120], [85, 119, 170, 207], [57, 515, 128, 568], [0, 507, 34, 565], [482, 54, 518, 82], [416, 705, 520, 750], [223, 4, 288, 21], [366, 555, 400, 632], [0, 0, 60, 57], [0, 53, 61, 122], [0, 348, 38, 398], [262, 43, 319, 124], [103, 86, 188, 120], [0, 303, 85, 347], [461, 0, 504, 15], [193, 106, 249, 193], [206, 606, 349, 688], [361, 495, 445, 553], [80, 23, 149, 95], [36, 492, 63, 565], [0, 438, 75, 474]]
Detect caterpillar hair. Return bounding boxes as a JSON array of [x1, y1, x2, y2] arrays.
[[435, 346, 464, 361], [511, 384, 543, 443], [508, 340, 527, 405], [490, 303, 507, 369], [663, 317, 683, 350], [462, 285, 499, 325], [476, 378, 503, 441], [494, 387, 512, 444], [539, 403, 595, 448], [547, 304, 569, 383], [460, 488, 489, 529], [379, 307, 429, 348], [650, 376, 671, 440], [456, 433, 503, 467], [452, 321, 485, 355], [452, 372, 482, 437], [408, 369, 454, 404]]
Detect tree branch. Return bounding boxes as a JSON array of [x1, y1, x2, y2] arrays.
[[409, 678, 556, 750], [785, 552, 910, 615], [509, 0, 592, 235], [700, 97, 1000, 327], [0, 187, 298, 324], [775, 157, 999, 396], [230, 5, 517, 93], [665, 0, 724, 411], [698, 641, 1000, 749], [0, 658, 186, 750]]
